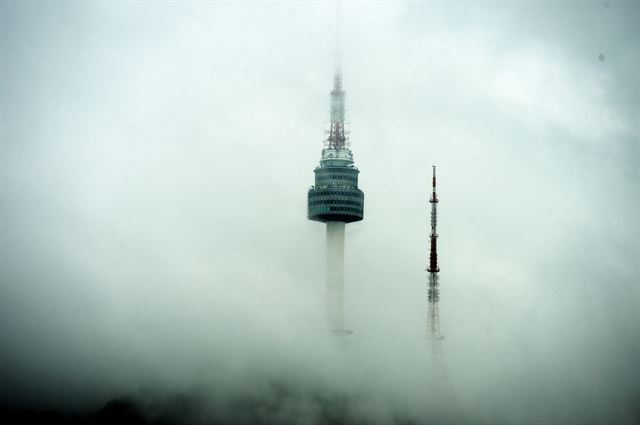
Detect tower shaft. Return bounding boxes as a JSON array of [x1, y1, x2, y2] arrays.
[[326, 221, 345, 331]]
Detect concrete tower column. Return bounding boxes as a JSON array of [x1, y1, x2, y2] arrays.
[[326, 221, 345, 331]]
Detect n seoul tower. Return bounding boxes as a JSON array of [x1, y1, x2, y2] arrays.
[[307, 18, 364, 334]]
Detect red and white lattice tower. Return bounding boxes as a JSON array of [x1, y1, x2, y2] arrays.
[[426, 166, 444, 363]]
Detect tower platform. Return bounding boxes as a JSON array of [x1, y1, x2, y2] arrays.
[[308, 158, 364, 223]]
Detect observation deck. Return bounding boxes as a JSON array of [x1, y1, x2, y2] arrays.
[[308, 152, 364, 223]]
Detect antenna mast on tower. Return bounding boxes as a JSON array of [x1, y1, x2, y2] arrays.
[[426, 166, 443, 362]]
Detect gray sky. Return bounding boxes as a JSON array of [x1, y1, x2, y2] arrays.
[[1, 1, 639, 424]]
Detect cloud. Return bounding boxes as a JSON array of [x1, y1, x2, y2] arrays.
[[1, 1, 638, 424]]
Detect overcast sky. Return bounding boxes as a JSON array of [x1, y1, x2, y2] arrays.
[[1, 1, 639, 424]]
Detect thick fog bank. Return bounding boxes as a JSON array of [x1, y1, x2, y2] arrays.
[[1, 1, 639, 424]]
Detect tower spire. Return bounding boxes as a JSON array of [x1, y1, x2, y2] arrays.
[[428, 165, 439, 273], [333, 0, 342, 90], [327, 0, 347, 153]]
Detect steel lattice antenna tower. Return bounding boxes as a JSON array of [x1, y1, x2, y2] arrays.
[[307, 4, 364, 334], [426, 165, 444, 362]]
